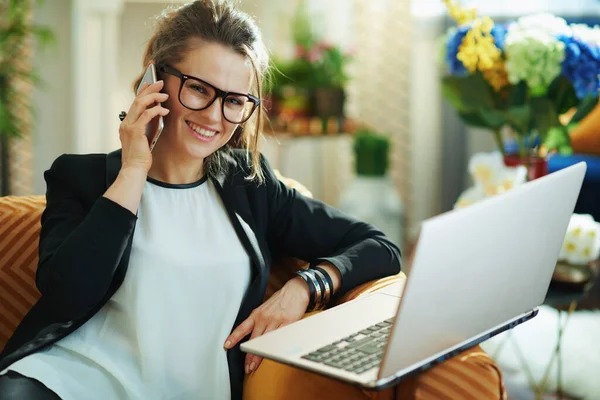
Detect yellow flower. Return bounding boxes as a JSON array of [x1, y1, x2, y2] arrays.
[[457, 17, 502, 73], [473, 164, 494, 183], [444, 0, 477, 25], [502, 179, 514, 191], [483, 61, 510, 91], [573, 227, 582, 237], [565, 241, 577, 253], [583, 247, 592, 258]]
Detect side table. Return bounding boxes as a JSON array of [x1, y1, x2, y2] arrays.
[[539, 261, 600, 399]]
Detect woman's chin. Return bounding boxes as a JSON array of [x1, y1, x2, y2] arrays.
[[183, 140, 223, 161]]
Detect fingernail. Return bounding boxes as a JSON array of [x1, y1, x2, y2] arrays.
[[245, 364, 250, 374], [249, 362, 256, 372], [224, 340, 231, 349]]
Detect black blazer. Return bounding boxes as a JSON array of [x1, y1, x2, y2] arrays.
[[0, 148, 401, 399]]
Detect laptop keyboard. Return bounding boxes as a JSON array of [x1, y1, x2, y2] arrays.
[[301, 318, 394, 375]]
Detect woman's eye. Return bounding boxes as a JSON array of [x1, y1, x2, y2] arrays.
[[226, 97, 244, 106], [190, 85, 207, 94]]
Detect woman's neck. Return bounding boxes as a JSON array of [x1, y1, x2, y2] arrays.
[[147, 142, 205, 184]]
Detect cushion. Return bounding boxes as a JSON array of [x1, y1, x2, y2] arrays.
[[0, 195, 45, 351]]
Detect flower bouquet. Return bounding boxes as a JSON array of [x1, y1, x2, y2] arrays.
[[440, 0, 600, 160]]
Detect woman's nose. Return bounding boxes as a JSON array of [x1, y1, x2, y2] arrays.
[[201, 98, 222, 123]]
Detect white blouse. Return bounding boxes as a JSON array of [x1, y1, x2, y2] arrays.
[[3, 176, 252, 400]]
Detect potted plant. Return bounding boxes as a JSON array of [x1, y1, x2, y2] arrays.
[[0, 0, 53, 195], [269, 0, 353, 121], [338, 129, 404, 249], [440, 0, 599, 179]]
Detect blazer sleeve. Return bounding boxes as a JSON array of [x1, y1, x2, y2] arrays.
[[261, 154, 401, 295], [36, 155, 137, 320]]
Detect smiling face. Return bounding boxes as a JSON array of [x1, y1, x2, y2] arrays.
[[158, 40, 253, 164]]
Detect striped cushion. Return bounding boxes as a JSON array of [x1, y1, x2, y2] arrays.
[[0, 195, 45, 350]]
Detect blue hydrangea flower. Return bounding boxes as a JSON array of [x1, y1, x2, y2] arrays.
[[446, 26, 470, 75], [559, 27, 600, 99], [491, 24, 507, 51]]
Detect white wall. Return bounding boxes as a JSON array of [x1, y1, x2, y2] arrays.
[[32, 0, 73, 194]]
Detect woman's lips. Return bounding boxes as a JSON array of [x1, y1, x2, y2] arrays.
[[186, 121, 219, 142]]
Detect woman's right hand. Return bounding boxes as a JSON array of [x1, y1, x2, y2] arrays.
[[118, 80, 170, 173]]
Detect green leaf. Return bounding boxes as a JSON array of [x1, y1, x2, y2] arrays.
[[558, 145, 573, 155], [504, 105, 531, 134], [530, 96, 561, 138], [441, 73, 496, 111], [543, 126, 571, 153], [507, 81, 528, 108], [570, 95, 598, 124], [457, 111, 490, 128], [478, 109, 505, 130], [0, 98, 20, 138], [31, 26, 55, 46], [547, 76, 579, 115]]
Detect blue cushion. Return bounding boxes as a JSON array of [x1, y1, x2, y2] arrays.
[[548, 154, 600, 182]]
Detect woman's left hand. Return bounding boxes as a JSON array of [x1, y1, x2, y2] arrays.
[[224, 277, 310, 374]]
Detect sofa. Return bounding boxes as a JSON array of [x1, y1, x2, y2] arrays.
[[0, 192, 505, 399]]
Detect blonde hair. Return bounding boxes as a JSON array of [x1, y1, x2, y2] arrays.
[[134, 0, 269, 182]]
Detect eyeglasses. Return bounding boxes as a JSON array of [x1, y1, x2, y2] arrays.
[[158, 64, 260, 124]]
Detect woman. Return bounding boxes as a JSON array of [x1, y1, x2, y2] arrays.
[[0, 1, 401, 399]]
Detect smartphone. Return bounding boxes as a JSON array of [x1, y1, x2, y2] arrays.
[[136, 64, 164, 152]]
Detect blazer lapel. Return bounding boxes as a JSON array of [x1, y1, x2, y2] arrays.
[[213, 176, 265, 282]]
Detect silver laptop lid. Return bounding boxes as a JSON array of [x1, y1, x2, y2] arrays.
[[379, 162, 586, 379]]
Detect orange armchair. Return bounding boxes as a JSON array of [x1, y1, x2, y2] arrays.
[[0, 182, 505, 399]]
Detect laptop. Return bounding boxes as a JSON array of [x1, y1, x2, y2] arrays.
[[241, 162, 587, 390]]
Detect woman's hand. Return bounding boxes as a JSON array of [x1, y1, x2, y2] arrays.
[[118, 80, 170, 173], [224, 277, 310, 374]]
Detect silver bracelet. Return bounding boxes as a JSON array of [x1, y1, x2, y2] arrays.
[[299, 270, 323, 311], [311, 268, 331, 307]]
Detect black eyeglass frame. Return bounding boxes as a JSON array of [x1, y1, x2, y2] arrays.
[[158, 64, 260, 124]]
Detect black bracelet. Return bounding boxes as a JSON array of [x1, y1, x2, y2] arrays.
[[312, 266, 334, 296], [295, 270, 316, 311]]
